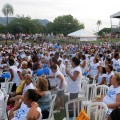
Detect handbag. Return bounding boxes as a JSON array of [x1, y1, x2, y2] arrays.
[[76, 109, 90, 120]]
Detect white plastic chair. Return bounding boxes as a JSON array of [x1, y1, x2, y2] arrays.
[[6, 81, 14, 93], [78, 80, 88, 98], [63, 98, 86, 120], [2, 94, 9, 120], [82, 84, 96, 107], [86, 84, 96, 102], [1, 79, 13, 94], [87, 102, 108, 120], [64, 77, 70, 101], [65, 77, 87, 101], [82, 76, 90, 82], [95, 85, 109, 99], [42, 94, 56, 120]]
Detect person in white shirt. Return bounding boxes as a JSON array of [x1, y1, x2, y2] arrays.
[[17, 61, 28, 80], [59, 60, 66, 76], [50, 64, 67, 111], [66, 57, 82, 100], [105, 65, 114, 86], [80, 55, 87, 74], [9, 59, 21, 92], [95, 66, 106, 85], [89, 54, 95, 64], [62, 54, 69, 69], [112, 53, 120, 72], [0, 83, 4, 119], [103, 73, 120, 114], [10, 89, 42, 120], [105, 57, 112, 66], [89, 58, 99, 79], [22, 74, 35, 95]]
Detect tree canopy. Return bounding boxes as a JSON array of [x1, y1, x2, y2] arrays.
[[2, 3, 14, 25], [98, 28, 111, 37], [97, 20, 102, 32], [7, 16, 45, 34], [0, 13, 84, 35], [46, 15, 84, 36]]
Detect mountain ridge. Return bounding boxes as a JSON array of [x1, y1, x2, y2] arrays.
[[0, 17, 49, 26]]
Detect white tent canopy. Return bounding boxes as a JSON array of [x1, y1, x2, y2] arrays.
[[110, 11, 120, 18], [68, 29, 97, 41]]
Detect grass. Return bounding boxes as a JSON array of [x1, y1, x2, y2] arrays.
[[0, 38, 120, 46], [54, 109, 65, 120]]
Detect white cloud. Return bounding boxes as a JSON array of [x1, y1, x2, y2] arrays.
[[0, 0, 120, 31]]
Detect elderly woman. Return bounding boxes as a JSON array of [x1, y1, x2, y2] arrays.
[[66, 57, 82, 100], [103, 73, 120, 113]]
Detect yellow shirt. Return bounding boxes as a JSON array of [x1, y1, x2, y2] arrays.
[[16, 80, 25, 94]]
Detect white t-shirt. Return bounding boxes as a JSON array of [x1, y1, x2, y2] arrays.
[[12, 103, 42, 120], [112, 58, 120, 71], [97, 73, 106, 84], [89, 63, 99, 78], [0, 90, 4, 119], [59, 63, 66, 76], [22, 83, 35, 95], [106, 71, 114, 85], [80, 60, 86, 74], [48, 71, 57, 87], [55, 70, 67, 91], [90, 56, 94, 64], [85, 54, 90, 61], [103, 85, 120, 113], [63, 58, 69, 66], [67, 66, 82, 93], [9, 65, 21, 86]]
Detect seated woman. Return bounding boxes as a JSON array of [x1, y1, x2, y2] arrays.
[[36, 77, 52, 119], [105, 65, 114, 86], [102, 73, 120, 114], [95, 66, 106, 85], [9, 73, 34, 101], [9, 77, 52, 120], [10, 89, 42, 120]]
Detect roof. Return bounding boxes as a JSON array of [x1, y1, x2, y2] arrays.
[[110, 11, 120, 18], [68, 29, 96, 38]]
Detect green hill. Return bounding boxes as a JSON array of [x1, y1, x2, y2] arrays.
[[0, 17, 49, 26]]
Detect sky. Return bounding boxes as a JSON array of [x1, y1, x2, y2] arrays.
[[0, 0, 120, 32]]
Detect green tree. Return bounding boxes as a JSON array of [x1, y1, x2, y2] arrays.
[[7, 16, 44, 34], [0, 24, 5, 33], [97, 20, 102, 32], [98, 28, 111, 37], [46, 15, 84, 36], [2, 3, 14, 25]]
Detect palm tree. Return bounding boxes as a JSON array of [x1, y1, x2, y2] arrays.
[[2, 3, 14, 25], [97, 20, 102, 32]]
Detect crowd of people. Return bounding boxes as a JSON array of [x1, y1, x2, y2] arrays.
[[0, 40, 120, 120]]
